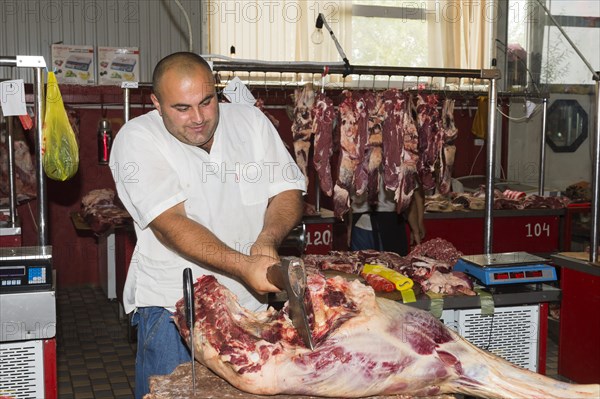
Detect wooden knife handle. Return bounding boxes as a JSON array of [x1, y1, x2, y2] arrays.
[[266, 264, 285, 290]]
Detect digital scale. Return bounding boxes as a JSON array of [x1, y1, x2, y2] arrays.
[[453, 252, 557, 286], [0, 246, 52, 293], [110, 57, 137, 72], [65, 55, 92, 71]]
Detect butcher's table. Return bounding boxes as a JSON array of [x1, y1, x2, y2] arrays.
[[145, 361, 455, 399]]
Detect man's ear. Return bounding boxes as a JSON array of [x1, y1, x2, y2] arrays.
[[151, 93, 162, 115]]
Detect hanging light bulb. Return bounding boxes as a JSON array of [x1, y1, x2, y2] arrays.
[[311, 28, 324, 45], [311, 13, 325, 44]]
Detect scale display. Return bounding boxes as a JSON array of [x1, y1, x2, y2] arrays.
[[0, 246, 52, 293], [454, 252, 557, 286]]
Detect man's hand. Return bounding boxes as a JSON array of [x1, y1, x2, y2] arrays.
[[240, 253, 282, 295]]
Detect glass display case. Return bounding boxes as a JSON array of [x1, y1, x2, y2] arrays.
[[562, 203, 591, 252]]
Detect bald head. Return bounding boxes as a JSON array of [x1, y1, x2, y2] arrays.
[[152, 52, 214, 100]]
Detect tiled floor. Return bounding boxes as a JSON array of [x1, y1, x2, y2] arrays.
[[56, 286, 567, 399], [57, 286, 135, 398]]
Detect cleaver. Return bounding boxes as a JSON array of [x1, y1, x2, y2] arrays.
[[266, 256, 315, 350]]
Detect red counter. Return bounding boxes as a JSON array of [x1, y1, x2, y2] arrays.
[[552, 253, 600, 384], [423, 209, 564, 255]]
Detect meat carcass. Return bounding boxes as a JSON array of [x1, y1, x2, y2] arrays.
[[438, 99, 457, 195], [291, 85, 315, 189], [333, 90, 361, 219], [0, 117, 37, 203], [174, 274, 599, 399], [311, 93, 336, 197], [364, 91, 385, 205], [255, 97, 280, 129], [396, 94, 421, 212], [352, 91, 371, 197], [381, 89, 404, 194], [416, 94, 443, 192]]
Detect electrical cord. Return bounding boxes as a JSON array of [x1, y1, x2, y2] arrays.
[[174, 0, 193, 52], [496, 103, 542, 122]]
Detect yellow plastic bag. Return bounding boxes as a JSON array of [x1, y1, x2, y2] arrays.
[[42, 72, 79, 181], [471, 96, 488, 139]]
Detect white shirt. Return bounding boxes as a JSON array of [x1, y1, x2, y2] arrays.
[[110, 104, 306, 313]]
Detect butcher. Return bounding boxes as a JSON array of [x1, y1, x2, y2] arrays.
[[109, 52, 305, 398]]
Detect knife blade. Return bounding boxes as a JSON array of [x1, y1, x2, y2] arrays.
[[267, 256, 315, 350], [183, 268, 196, 394]]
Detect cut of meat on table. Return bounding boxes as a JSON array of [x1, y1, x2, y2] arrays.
[[333, 90, 361, 219], [173, 274, 599, 399], [291, 84, 315, 190], [360, 272, 395, 292], [80, 188, 131, 234], [311, 93, 336, 197]]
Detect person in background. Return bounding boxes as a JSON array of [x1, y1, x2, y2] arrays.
[[110, 52, 305, 398], [351, 181, 425, 255]]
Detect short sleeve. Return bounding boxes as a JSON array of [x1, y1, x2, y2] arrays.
[[110, 117, 187, 229]]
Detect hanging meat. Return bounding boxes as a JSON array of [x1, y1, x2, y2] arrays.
[[291, 84, 315, 189], [311, 93, 335, 197], [361, 91, 385, 204], [254, 97, 280, 129], [173, 274, 599, 399], [381, 89, 404, 193], [333, 90, 360, 219], [438, 99, 458, 194], [416, 94, 444, 192], [395, 93, 421, 212], [351, 91, 370, 197]]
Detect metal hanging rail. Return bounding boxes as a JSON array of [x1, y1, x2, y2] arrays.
[[0, 55, 48, 247], [122, 61, 501, 254]]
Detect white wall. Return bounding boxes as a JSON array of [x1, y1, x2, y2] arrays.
[[507, 92, 595, 192], [0, 0, 204, 82]]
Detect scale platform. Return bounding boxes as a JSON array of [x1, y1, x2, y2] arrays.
[[453, 252, 557, 286]]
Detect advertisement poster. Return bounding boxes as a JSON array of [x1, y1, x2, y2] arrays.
[[51, 44, 95, 85], [98, 47, 140, 85]]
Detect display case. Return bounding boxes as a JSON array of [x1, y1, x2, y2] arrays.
[[562, 203, 591, 251]]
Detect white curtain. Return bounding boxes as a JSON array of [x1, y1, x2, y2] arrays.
[[207, 1, 352, 63], [427, 0, 495, 69]]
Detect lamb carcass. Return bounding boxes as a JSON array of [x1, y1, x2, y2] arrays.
[[173, 274, 599, 399], [291, 84, 315, 190], [311, 93, 336, 197], [333, 90, 361, 219]]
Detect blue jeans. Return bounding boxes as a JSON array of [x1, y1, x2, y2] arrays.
[[351, 225, 383, 251], [132, 307, 192, 399]]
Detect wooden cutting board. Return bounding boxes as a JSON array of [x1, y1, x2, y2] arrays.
[[145, 362, 455, 399]]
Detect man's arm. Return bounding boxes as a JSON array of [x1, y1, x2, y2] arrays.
[[251, 189, 304, 259], [406, 187, 426, 245], [149, 203, 280, 294]]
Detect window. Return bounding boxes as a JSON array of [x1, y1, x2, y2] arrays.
[[507, 0, 600, 86], [206, 0, 494, 75]]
